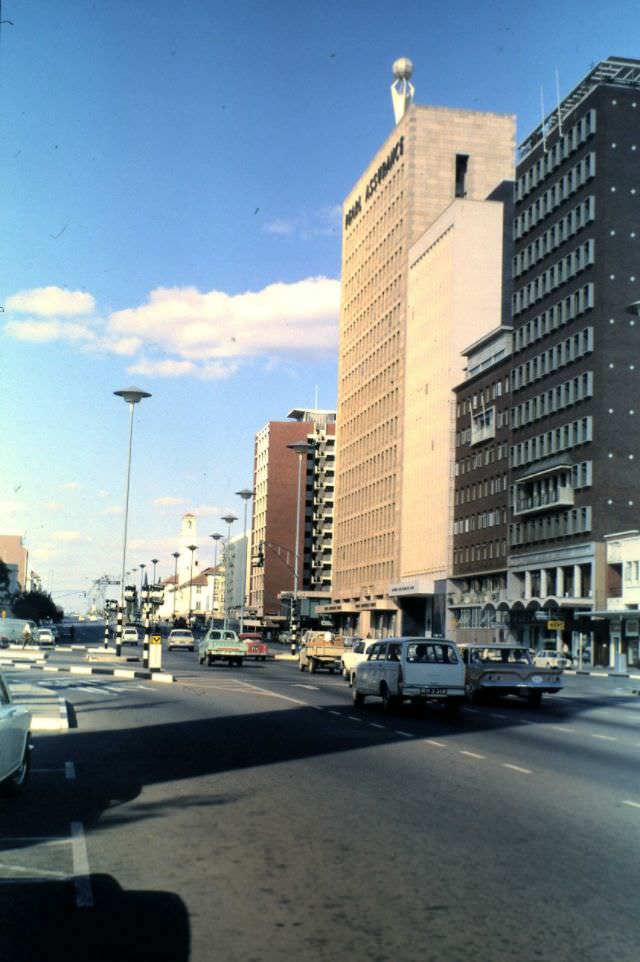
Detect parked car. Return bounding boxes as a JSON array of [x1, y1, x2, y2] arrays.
[[167, 629, 195, 652], [122, 626, 140, 646], [341, 639, 376, 685], [0, 669, 31, 795], [352, 637, 466, 716], [533, 648, 571, 669], [460, 643, 563, 707]]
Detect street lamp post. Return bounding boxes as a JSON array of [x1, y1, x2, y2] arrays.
[[220, 514, 238, 632], [235, 488, 254, 634], [151, 558, 159, 584], [171, 551, 180, 620], [210, 533, 223, 626], [287, 442, 313, 651], [114, 385, 151, 657], [187, 544, 198, 627]]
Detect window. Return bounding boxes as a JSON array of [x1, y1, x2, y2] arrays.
[[455, 154, 469, 198]]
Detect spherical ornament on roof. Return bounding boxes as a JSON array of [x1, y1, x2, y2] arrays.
[[393, 58, 414, 81]]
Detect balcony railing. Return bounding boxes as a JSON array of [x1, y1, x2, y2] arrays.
[[514, 486, 574, 516]]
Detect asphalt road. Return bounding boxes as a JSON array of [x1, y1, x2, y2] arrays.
[[1, 651, 639, 962]]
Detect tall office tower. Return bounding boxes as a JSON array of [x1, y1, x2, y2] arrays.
[[508, 57, 640, 665], [249, 409, 336, 626], [331, 61, 515, 638]]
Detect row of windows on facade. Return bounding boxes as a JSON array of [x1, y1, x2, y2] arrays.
[[453, 540, 508, 566], [343, 389, 399, 444], [512, 195, 595, 280], [515, 109, 597, 202], [510, 416, 593, 468], [338, 418, 399, 470], [335, 504, 396, 545], [455, 442, 510, 475], [341, 328, 401, 385], [455, 474, 509, 505], [512, 239, 595, 316], [344, 263, 404, 328], [511, 371, 593, 429], [454, 509, 508, 534], [340, 388, 401, 444], [456, 407, 509, 447], [342, 302, 400, 360], [512, 326, 594, 391], [456, 462, 592, 520], [337, 447, 397, 499], [335, 531, 395, 565], [343, 218, 405, 295], [342, 172, 404, 254], [513, 283, 595, 354], [335, 559, 394, 585], [456, 378, 510, 418], [513, 151, 596, 241], [509, 506, 592, 546]]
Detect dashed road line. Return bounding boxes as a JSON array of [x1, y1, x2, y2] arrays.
[[503, 763, 532, 775], [70, 821, 93, 908], [549, 726, 577, 733], [395, 731, 413, 738], [328, 710, 341, 716], [591, 733, 617, 741], [424, 739, 446, 748], [347, 715, 362, 722], [489, 713, 508, 719], [460, 750, 486, 760], [622, 800, 640, 809], [369, 723, 386, 730]]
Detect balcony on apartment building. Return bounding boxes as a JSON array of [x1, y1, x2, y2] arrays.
[[513, 462, 575, 517]]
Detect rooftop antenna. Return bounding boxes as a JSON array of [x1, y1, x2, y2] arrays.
[[540, 86, 548, 152], [555, 68, 563, 137], [391, 57, 414, 124]]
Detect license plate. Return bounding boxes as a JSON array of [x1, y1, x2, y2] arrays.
[[421, 687, 447, 696]]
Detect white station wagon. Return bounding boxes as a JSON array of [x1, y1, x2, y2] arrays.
[[0, 670, 31, 795], [352, 637, 466, 717]]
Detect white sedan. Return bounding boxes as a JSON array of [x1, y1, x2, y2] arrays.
[[0, 670, 31, 795], [167, 629, 195, 652]]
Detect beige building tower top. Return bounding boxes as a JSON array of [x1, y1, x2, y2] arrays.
[[330, 62, 515, 637]]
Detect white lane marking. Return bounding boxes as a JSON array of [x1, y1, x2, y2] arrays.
[[328, 710, 341, 716], [622, 800, 640, 809], [65, 761, 76, 780], [0, 862, 69, 880], [489, 713, 508, 719], [591, 734, 617, 741], [460, 750, 486, 760], [232, 681, 310, 707], [347, 716, 362, 722], [503, 763, 533, 775], [70, 822, 93, 908], [136, 684, 155, 690], [369, 723, 386, 730], [465, 707, 480, 713], [549, 726, 577, 733], [396, 731, 413, 738], [291, 684, 320, 691], [424, 739, 446, 748]]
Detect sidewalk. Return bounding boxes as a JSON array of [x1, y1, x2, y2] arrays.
[[8, 674, 70, 732], [0, 644, 174, 684]]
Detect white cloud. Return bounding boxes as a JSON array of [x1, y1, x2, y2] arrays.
[[153, 496, 186, 507], [6, 286, 96, 316], [52, 530, 93, 544], [192, 504, 224, 517], [31, 545, 61, 561], [61, 482, 81, 491], [263, 206, 341, 240], [102, 505, 123, 516], [4, 276, 340, 380], [45, 501, 65, 512]]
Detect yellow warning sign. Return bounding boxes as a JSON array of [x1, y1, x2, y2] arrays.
[[151, 634, 162, 645]]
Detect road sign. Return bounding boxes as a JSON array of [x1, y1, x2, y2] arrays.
[[547, 620, 565, 630]]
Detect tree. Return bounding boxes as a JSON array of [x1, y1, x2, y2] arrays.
[[0, 560, 12, 610], [12, 590, 62, 624]]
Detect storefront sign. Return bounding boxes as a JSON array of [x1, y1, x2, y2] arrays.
[[547, 620, 565, 630]]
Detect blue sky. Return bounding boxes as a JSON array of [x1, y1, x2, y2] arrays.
[[1, 0, 637, 609]]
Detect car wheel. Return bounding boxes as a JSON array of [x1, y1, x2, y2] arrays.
[[308, 658, 317, 674], [465, 682, 480, 705], [528, 691, 543, 708], [1, 742, 31, 797], [342, 665, 349, 679], [348, 672, 355, 688], [352, 688, 364, 707], [298, 660, 305, 671], [444, 699, 460, 719], [207, 654, 213, 667], [380, 684, 398, 713]]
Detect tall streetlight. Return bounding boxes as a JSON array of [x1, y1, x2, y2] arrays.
[[151, 558, 159, 584], [210, 533, 223, 626], [114, 385, 151, 656], [287, 442, 313, 650], [235, 488, 254, 634], [220, 514, 238, 631], [171, 551, 180, 620], [187, 544, 198, 627]]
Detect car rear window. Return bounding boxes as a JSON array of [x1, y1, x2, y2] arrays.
[[406, 643, 458, 665]]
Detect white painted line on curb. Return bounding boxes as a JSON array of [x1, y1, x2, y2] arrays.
[[70, 821, 93, 908], [622, 800, 640, 809], [460, 750, 486, 760], [503, 763, 532, 775]]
